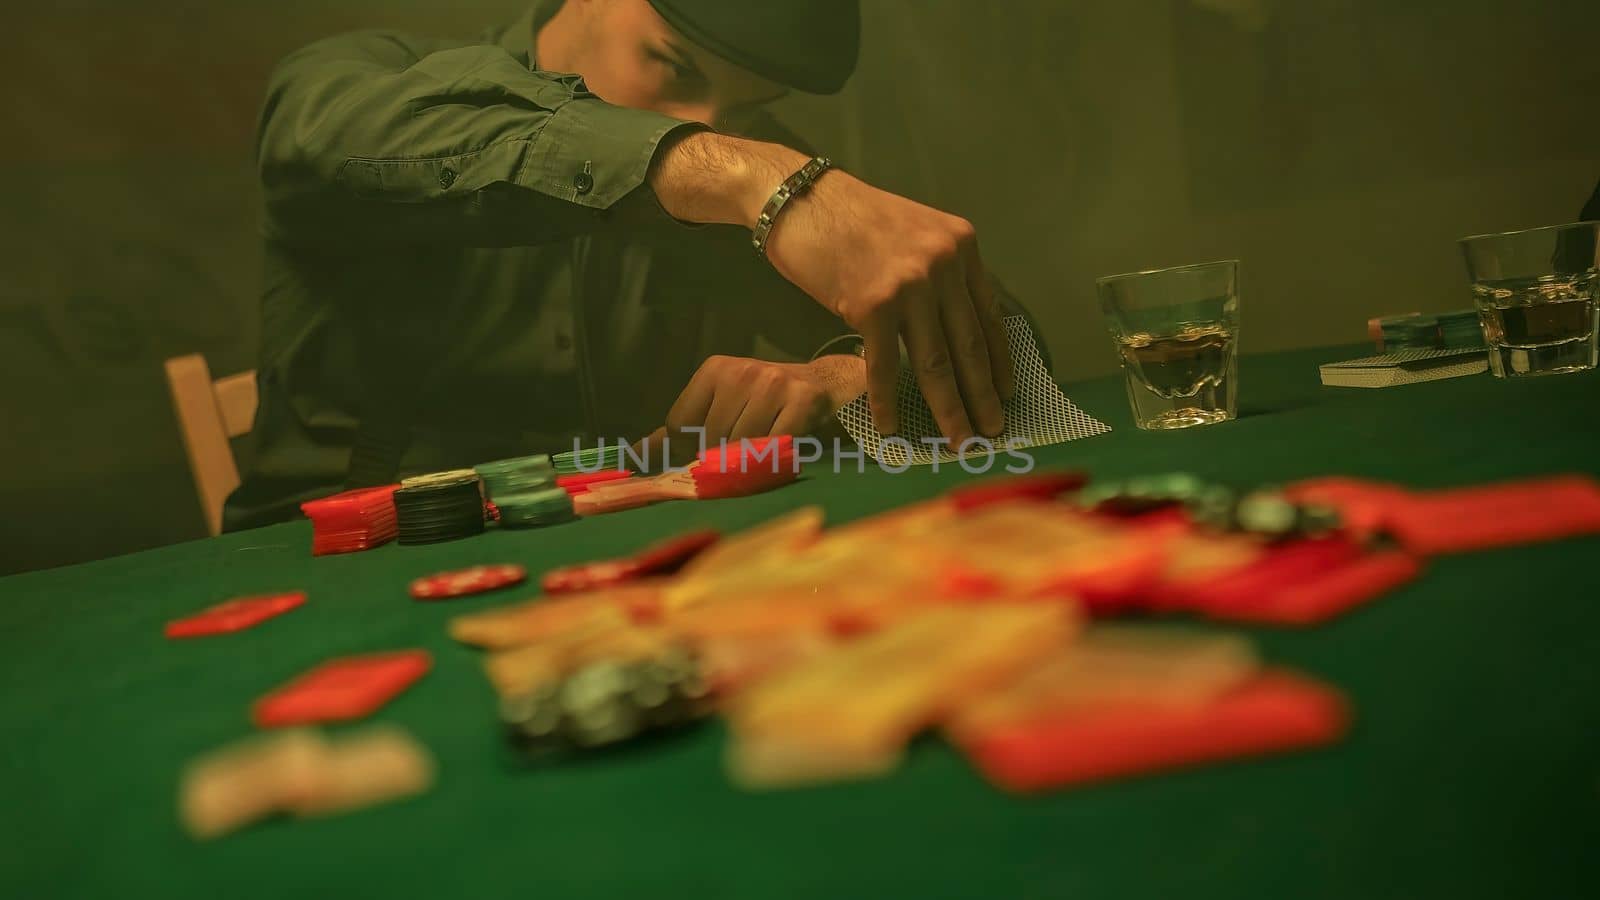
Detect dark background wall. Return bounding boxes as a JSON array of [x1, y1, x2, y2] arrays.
[[3, 0, 1597, 575]]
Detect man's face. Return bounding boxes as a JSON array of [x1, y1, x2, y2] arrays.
[[566, 0, 789, 131]]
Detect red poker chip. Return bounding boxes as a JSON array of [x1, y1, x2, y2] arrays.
[[165, 591, 307, 639], [556, 469, 635, 495], [409, 564, 528, 601], [948, 470, 1090, 512], [540, 529, 720, 595]]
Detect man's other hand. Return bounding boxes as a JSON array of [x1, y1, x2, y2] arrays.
[[634, 354, 865, 470]]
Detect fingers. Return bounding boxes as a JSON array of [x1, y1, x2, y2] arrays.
[[703, 384, 750, 446], [963, 245, 1014, 403], [901, 285, 975, 444], [861, 313, 902, 435], [729, 384, 783, 441], [630, 427, 669, 474], [772, 381, 832, 438], [664, 364, 717, 436], [937, 259, 1005, 438], [662, 360, 722, 468]]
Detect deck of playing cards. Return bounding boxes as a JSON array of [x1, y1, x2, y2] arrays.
[[1318, 347, 1487, 388], [835, 316, 1111, 466]]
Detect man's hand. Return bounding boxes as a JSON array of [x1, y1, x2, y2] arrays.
[[635, 354, 865, 470], [648, 132, 1014, 443]]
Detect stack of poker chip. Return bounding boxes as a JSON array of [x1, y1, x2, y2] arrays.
[[393, 470, 487, 545], [300, 485, 400, 555], [1369, 310, 1485, 352], [553, 444, 627, 476], [1436, 309, 1487, 350], [475, 454, 555, 498], [474, 454, 574, 528], [500, 647, 709, 758]]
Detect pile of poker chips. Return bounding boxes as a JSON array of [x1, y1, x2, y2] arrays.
[[394, 470, 487, 545], [1369, 309, 1486, 352], [474, 454, 578, 529], [300, 485, 400, 555], [1079, 474, 1342, 542], [553, 444, 626, 476], [500, 647, 710, 757]]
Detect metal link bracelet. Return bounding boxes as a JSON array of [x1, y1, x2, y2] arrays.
[[751, 156, 833, 259]]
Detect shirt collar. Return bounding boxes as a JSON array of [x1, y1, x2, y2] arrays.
[[498, 1, 562, 69]]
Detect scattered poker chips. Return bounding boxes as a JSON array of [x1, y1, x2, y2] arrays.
[[553, 444, 627, 476], [1080, 475, 1344, 542], [495, 485, 576, 528], [300, 485, 400, 555], [1176, 486, 1343, 541], [500, 647, 710, 757], [1078, 473, 1212, 515], [475, 455, 556, 500], [394, 471, 487, 545], [409, 564, 528, 601]]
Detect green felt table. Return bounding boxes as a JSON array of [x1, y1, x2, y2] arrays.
[[3, 346, 1599, 899]]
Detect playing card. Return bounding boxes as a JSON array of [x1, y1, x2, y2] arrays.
[[253, 650, 432, 728], [835, 316, 1111, 466]]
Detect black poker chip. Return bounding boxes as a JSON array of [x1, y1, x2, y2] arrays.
[[393, 472, 486, 545]]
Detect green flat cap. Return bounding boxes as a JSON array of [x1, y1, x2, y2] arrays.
[[646, 0, 861, 94]]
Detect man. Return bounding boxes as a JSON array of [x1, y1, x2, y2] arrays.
[[225, 0, 1025, 530]]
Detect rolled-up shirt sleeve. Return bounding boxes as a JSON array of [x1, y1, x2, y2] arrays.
[[258, 31, 700, 247]]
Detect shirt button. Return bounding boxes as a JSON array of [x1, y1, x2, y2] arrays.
[[573, 172, 593, 195], [554, 333, 573, 350], [438, 167, 457, 189]]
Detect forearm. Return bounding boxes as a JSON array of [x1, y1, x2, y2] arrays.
[[646, 131, 810, 228]]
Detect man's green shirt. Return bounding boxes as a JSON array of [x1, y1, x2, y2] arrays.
[[225, 5, 847, 530]]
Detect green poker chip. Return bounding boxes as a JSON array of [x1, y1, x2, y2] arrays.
[[1233, 492, 1300, 536], [553, 445, 626, 475], [496, 486, 576, 528], [1078, 473, 1209, 514], [476, 454, 556, 500]]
